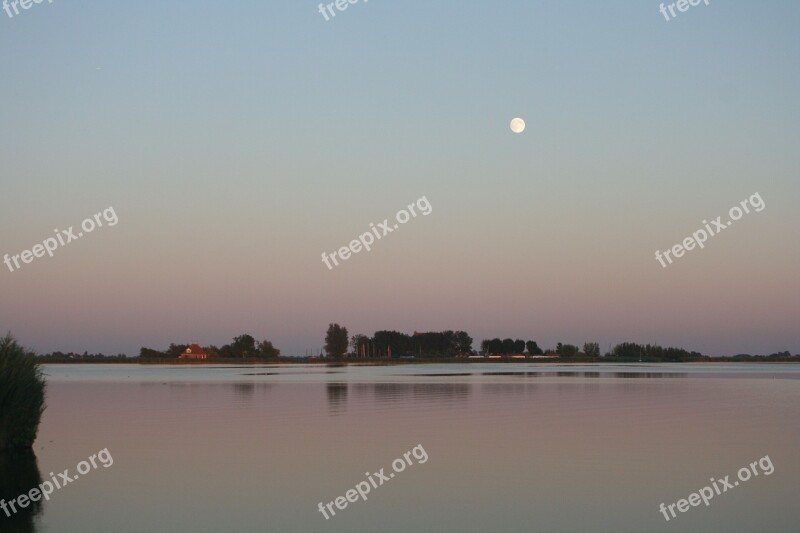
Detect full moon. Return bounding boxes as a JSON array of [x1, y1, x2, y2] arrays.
[[510, 117, 526, 134]]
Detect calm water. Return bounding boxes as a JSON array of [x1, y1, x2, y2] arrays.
[[8, 363, 800, 532]]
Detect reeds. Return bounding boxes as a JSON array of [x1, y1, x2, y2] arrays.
[[0, 334, 46, 451]]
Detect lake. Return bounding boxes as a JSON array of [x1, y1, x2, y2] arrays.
[[8, 363, 800, 532]]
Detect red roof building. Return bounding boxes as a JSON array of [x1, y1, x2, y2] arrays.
[[179, 343, 208, 359]]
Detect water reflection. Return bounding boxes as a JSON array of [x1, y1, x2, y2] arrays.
[[0, 450, 43, 533], [326, 383, 348, 414], [232, 382, 255, 400], [481, 371, 689, 379], [480, 383, 533, 395], [412, 373, 472, 377], [148, 382, 275, 406], [611, 372, 686, 379], [483, 372, 544, 378], [353, 383, 472, 403], [32, 371, 800, 532]]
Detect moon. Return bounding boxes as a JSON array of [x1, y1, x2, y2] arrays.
[[510, 117, 526, 134]]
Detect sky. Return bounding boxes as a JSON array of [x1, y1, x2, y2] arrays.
[[1, 0, 798, 357]]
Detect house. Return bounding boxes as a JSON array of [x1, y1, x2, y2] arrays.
[[179, 343, 208, 359]]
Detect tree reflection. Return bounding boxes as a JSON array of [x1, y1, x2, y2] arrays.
[[353, 383, 472, 403], [232, 382, 255, 401], [326, 383, 348, 414]]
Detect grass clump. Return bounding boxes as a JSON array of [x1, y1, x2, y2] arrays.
[[0, 334, 46, 452]]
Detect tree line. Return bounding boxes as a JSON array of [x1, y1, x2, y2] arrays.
[[322, 323, 711, 361], [24, 325, 796, 361], [324, 324, 473, 358], [139, 334, 280, 359]]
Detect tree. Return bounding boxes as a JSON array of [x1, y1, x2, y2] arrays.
[[607, 342, 691, 361], [139, 347, 164, 358], [218, 344, 234, 358], [480, 339, 491, 355], [374, 330, 412, 357], [413, 331, 452, 356], [501, 338, 515, 354], [525, 340, 543, 355], [453, 331, 473, 355], [232, 334, 257, 358], [167, 343, 188, 358], [488, 338, 503, 355], [442, 330, 456, 355], [558, 344, 579, 357], [351, 334, 369, 357], [610, 342, 643, 359], [204, 345, 220, 358], [583, 342, 600, 358], [257, 340, 280, 358], [513, 339, 525, 354], [325, 323, 349, 358]]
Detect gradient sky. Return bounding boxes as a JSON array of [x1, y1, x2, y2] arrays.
[[1, 1, 798, 356]]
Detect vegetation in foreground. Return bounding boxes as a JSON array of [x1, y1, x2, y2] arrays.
[[0, 334, 46, 452]]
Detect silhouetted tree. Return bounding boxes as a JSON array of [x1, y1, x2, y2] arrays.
[[557, 343, 579, 357], [583, 342, 600, 358], [525, 340, 543, 355], [139, 347, 164, 358], [167, 343, 189, 358], [375, 330, 412, 357], [231, 334, 257, 357], [218, 344, 234, 358], [204, 345, 220, 358], [480, 339, 491, 355], [608, 342, 691, 362], [501, 338, 515, 354], [257, 340, 280, 358], [325, 323, 349, 358], [454, 331, 473, 354], [488, 338, 503, 354], [351, 334, 370, 357]]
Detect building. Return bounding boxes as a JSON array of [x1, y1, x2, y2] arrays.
[[179, 343, 208, 359]]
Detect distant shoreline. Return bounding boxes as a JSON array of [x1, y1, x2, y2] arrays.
[[37, 357, 800, 365]]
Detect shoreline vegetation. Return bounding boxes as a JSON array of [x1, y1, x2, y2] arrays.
[[0, 334, 46, 452], [36, 357, 800, 364], [28, 323, 798, 364]]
